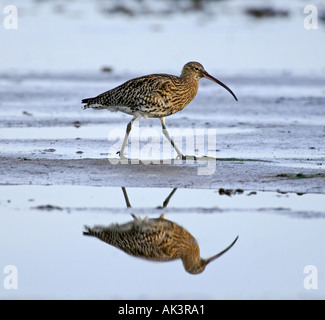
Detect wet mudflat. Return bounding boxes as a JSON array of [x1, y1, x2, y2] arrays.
[[0, 72, 325, 299], [1, 0, 325, 301], [1, 72, 324, 193]]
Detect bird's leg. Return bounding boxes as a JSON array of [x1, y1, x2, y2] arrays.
[[162, 188, 177, 208], [121, 187, 132, 208], [118, 115, 140, 159], [160, 117, 186, 160]]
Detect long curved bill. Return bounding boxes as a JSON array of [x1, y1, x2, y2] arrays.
[[203, 72, 238, 101], [205, 235, 239, 265]]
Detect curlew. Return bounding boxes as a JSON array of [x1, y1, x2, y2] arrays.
[[83, 188, 238, 274], [82, 62, 238, 160], [84, 214, 238, 274]]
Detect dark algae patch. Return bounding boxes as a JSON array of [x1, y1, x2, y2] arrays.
[[201, 156, 271, 162], [34, 204, 63, 211], [276, 173, 325, 179]]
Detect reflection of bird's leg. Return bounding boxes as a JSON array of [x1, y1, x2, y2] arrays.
[[121, 187, 139, 220], [123, 187, 177, 214], [162, 188, 177, 208], [122, 187, 146, 221], [122, 187, 132, 208]]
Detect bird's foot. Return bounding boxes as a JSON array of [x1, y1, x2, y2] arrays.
[[131, 214, 141, 221], [176, 154, 186, 160], [116, 151, 131, 161], [176, 154, 197, 161]]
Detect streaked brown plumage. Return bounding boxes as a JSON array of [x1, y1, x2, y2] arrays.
[[82, 61, 238, 159], [83, 214, 238, 274]]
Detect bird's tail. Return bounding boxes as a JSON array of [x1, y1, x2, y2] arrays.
[[82, 96, 108, 110], [81, 98, 91, 104], [81, 97, 94, 109], [83, 225, 94, 236]]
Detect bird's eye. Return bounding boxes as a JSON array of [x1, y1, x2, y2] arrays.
[[194, 67, 199, 71]]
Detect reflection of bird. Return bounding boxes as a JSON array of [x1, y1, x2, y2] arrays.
[[83, 214, 238, 274], [82, 62, 237, 159]]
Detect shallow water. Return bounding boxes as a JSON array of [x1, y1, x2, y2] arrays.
[[1, 0, 325, 300], [1, 185, 324, 299], [0, 125, 254, 141]]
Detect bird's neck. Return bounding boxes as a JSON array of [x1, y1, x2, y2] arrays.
[[180, 242, 201, 271], [182, 255, 204, 274], [178, 74, 199, 102], [180, 73, 199, 86]]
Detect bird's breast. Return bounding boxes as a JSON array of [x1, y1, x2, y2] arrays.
[[166, 83, 199, 115]]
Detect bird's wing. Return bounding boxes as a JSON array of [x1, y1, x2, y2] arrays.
[[82, 74, 178, 108], [147, 74, 179, 105], [110, 74, 178, 107]]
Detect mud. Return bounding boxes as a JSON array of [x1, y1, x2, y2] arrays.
[[1, 71, 325, 300], [1, 72, 324, 194]]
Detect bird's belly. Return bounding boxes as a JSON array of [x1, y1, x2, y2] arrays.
[[105, 105, 137, 115], [115, 104, 173, 118], [139, 101, 186, 118], [101, 100, 179, 118]]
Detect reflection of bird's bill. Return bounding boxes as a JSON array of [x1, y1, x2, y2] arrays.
[[203, 72, 238, 101], [205, 235, 239, 265]]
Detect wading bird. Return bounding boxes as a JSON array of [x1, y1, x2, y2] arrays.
[[82, 62, 238, 159]]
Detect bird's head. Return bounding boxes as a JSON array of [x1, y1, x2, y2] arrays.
[[181, 61, 238, 101], [184, 235, 239, 275]]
